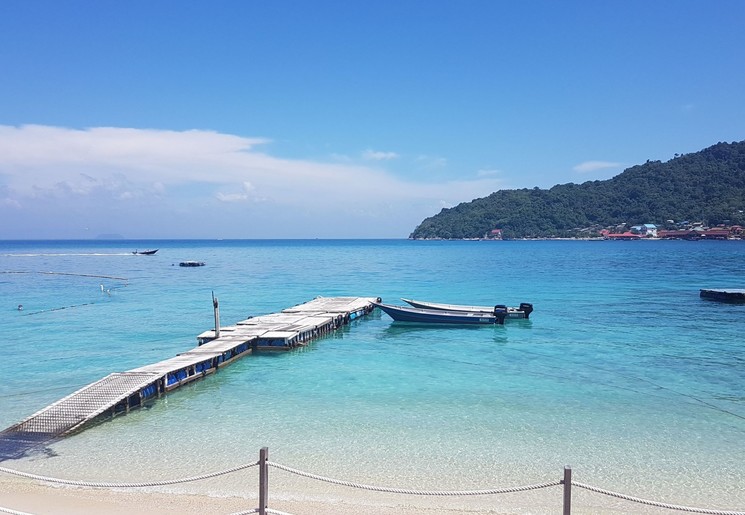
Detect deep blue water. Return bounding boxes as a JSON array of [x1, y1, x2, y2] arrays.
[[0, 239, 743, 512]]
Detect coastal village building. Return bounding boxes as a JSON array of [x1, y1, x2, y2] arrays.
[[485, 223, 741, 241], [631, 224, 658, 237], [601, 230, 640, 240], [602, 222, 742, 240], [657, 228, 731, 240]]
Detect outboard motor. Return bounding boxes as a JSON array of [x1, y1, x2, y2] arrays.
[[493, 305, 508, 325], [519, 303, 534, 319]]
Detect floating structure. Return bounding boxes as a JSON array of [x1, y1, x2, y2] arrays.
[[179, 261, 205, 267], [0, 296, 379, 460], [700, 288, 745, 303]]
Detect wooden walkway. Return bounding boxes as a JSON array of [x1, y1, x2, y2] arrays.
[[0, 296, 379, 460]]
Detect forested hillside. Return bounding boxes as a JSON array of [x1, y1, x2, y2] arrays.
[[409, 140, 745, 239]]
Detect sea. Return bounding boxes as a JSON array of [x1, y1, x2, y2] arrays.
[[0, 239, 743, 514]]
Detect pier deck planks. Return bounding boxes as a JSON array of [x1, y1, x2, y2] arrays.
[[0, 296, 379, 458]]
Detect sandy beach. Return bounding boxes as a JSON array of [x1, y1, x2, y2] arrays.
[[0, 468, 614, 515], [0, 474, 690, 515]]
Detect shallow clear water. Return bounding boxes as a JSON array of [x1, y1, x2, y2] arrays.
[[1, 239, 744, 513]]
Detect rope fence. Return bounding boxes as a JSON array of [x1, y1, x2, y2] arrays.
[[0, 461, 258, 489], [0, 447, 742, 515], [573, 481, 745, 515], [267, 460, 561, 496]]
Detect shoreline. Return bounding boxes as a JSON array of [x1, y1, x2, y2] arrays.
[[0, 476, 556, 515], [0, 479, 247, 515], [2, 473, 743, 515]]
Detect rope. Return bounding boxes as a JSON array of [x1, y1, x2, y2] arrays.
[[266, 509, 296, 515], [0, 507, 33, 515], [573, 481, 745, 515], [0, 504, 262, 515], [1, 271, 129, 281], [0, 461, 259, 488], [22, 302, 97, 316], [37, 271, 128, 281], [267, 461, 560, 496]]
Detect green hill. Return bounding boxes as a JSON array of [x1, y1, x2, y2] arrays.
[[409, 140, 745, 239]]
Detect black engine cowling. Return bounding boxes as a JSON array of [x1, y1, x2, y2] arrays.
[[519, 303, 533, 319]]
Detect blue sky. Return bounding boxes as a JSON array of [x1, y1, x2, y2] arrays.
[[1, 1, 743, 239]]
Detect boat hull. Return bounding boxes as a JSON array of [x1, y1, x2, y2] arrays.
[[374, 302, 504, 325], [401, 298, 533, 319]]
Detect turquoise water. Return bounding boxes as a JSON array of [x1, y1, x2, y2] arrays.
[[1, 239, 744, 513]]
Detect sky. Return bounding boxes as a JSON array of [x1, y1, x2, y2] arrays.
[[1, 1, 744, 239]]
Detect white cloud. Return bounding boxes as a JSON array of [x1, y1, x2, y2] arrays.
[[0, 125, 506, 238], [215, 192, 248, 203], [572, 161, 622, 173], [216, 181, 256, 203], [362, 149, 399, 161]]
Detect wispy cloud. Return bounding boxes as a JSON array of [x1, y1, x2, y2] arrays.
[[572, 161, 622, 173], [216, 181, 257, 203], [0, 125, 505, 238], [476, 168, 501, 177], [0, 194, 21, 209], [362, 149, 399, 161], [415, 155, 447, 169]]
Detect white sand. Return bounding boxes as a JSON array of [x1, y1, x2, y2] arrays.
[[0, 475, 559, 515]]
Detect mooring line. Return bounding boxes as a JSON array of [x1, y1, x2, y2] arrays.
[[384, 344, 745, 426], [503, 345, 745, 423], [21, 302, 98, 316], [1, 271, 129, 281]]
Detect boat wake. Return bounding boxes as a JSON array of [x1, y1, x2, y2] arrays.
[[1, 252, 134, 257]]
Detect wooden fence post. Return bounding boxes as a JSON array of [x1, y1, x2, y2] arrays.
[[562, 465, 572, 515], [259, 447, 269, 515]]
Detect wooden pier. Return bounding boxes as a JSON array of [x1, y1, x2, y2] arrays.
[[0, 296, 380, 460]]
